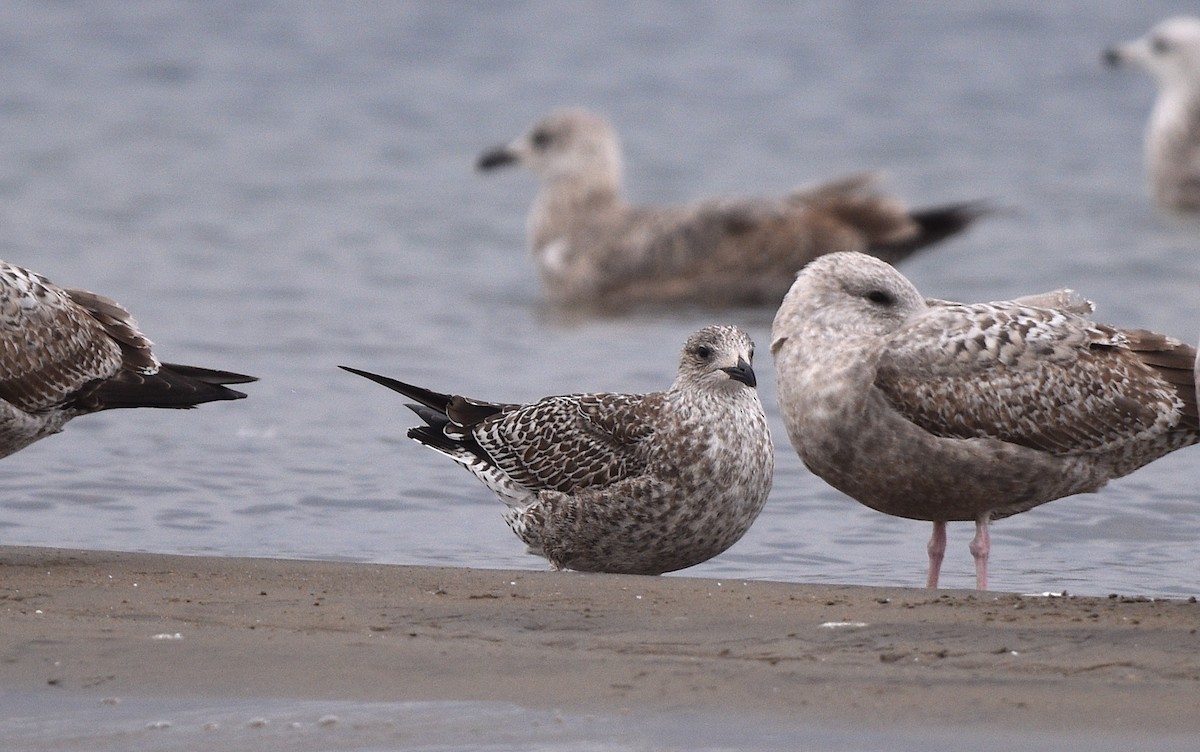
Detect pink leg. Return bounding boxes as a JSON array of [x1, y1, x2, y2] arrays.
[[926, 521, 947, 589], [969, 514, 991, 591]]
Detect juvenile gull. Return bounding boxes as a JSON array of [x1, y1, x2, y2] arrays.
[[770, 252, 1199, 590], [477, 107, 986, 307], [340, 325, 773, 575], [0, 260, 255, 460], [1104, 17, 1200, 212]]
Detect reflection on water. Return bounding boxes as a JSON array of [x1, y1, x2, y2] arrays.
[[1, 1, 1199, 596]]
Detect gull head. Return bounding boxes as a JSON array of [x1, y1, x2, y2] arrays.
[[1105, 17, 1200, 92], [771, 251, 926, 354], [477, 107, 624, 187], [675, 325, 759, 392]]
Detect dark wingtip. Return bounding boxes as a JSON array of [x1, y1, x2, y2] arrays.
[[206, 385, 248, 401], [161, 363, 257, 386], [477, 146, 517, 172], [912, 199, 990, 240], [338, 365, 455, 415], [868, 200, 992, 265], [78, 363, 256, 411], [161, 363, 256, 403], [913, 199, 992, 228], [338, 365, 412, 395], [338, 365, 376, 380], [1102, 47, 1122, 68]]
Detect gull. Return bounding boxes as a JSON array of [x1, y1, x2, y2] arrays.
[[477, 107, 986, 307], [770, 251, 1198, 590], [340, 325, 774, 575], [0, 260, 255, 459], [1104, 17, 1200, 211]]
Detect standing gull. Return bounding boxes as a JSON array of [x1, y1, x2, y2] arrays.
[[770, 252, 1199, 590], [340, 326, 773, 575], [0, 260, 255, 460], [477, 107, 986, 307], [1104, 17, 1200, 212]]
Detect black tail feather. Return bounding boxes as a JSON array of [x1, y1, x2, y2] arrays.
[[406, 405, 497, 467], [407, 423, 463, 454]]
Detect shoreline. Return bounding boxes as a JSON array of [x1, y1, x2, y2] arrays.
[[2, 545, 1198, 737]]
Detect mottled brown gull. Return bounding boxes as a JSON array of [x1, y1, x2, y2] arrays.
[[0, 260, 255, 460], [1105, 17, 1200, 212], [340, 325, 773, 575], [477, 107, 986, 307], [770, 252, 1198, 590]]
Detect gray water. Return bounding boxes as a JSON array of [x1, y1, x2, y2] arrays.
[[2, 1, 1200, 599], [2, 691, 1197, 752], [4, 691, 1197, 752]]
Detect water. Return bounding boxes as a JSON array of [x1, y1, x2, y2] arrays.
[[1, 1, 1199, 598], [1, 692, 1196, 752]]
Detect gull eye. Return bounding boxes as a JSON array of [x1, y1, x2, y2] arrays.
[[866, 289, 894, 305], [531, 128, 553, 148], [694, 344, 713, 360], [1151, 35, 1171, 55]]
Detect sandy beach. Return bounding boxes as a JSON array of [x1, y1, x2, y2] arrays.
[[2, 544, 1198, 748]]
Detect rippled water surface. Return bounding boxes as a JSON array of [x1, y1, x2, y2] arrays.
[[5, 693, 1194, 752], [2, 1, 1200, 597]]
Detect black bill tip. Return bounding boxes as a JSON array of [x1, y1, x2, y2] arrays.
[[721, 356, 757, 388], [477, 146, 517, 171]]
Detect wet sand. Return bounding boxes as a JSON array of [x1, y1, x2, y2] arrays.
[[2, 545, 1198, 738]]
